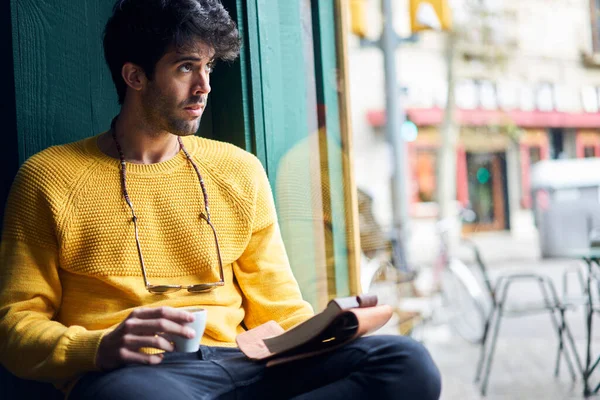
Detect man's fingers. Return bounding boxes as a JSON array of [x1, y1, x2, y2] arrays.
[[118, 348, 164, 366], [130, 306, 195, 323], [123, 318, 195, 339], [122, 334, 175, 353]]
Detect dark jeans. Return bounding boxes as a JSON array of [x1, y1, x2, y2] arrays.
[[70, 335, 441, 400]]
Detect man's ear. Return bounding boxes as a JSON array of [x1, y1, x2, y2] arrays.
[[121, 62, 147, 93]]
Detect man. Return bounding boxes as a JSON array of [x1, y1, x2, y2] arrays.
[[0, 0, 441, 399]]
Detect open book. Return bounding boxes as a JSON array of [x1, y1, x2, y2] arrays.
[[236, 294, 393, 367]]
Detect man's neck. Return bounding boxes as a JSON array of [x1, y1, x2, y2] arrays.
[[99, 105, 181, 165]]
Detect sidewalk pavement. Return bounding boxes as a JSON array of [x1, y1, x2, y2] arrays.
[[387, 210, 600, 399], [406, 209, 541, 269], [424, 259, 596, 400]]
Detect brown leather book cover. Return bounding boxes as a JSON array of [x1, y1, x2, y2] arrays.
[[236, 295, 393, 366]]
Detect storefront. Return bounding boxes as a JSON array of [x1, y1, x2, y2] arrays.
[[367, 106, 600, 231], [367, 107, 513, 231], [576, 129, 600, 158]]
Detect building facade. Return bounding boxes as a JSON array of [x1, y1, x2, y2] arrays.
[[349, 0, 600, 233]]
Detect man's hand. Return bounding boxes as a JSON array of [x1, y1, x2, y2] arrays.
[[96, 306, 196, 370]]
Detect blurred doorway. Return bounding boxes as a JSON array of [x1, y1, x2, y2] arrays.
[[464, 152, 509, 232], [550, 128, 566, 159]]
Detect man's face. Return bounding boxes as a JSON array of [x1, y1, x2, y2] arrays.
[[141, 41, 215, 136]]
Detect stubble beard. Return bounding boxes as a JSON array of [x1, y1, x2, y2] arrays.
[[142, 86, 202, 137]]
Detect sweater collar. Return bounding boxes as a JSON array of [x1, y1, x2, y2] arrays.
[[85, 133, 199, 174]]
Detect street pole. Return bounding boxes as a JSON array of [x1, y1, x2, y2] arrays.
[[438, 30, 458, 221], [381, 0, 410, 270]]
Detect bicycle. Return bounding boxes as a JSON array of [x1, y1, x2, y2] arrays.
[[432, 212, 578, 395], [433, 210, 491, 344], [361, 207, 491, 343]]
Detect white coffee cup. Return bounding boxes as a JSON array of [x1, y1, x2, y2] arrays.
[[168, 307, 207, 352]]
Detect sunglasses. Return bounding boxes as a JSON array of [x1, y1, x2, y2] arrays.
[[111, 119, 224, 294]]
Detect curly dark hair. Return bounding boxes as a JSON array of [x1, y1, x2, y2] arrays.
[[103, 0, 241, 104]]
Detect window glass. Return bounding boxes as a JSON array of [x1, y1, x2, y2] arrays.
[[262, 0, 357, 309]]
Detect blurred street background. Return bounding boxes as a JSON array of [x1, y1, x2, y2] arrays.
[[369, 209, 600, 398], [346, 0, 600, 398], [6, 0, 600, 398], [412, 211, 600, 399]]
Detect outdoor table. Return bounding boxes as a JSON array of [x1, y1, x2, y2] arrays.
[[565, 248, 600, 396]]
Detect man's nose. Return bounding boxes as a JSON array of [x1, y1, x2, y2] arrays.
[[193, 71, 211, 96]]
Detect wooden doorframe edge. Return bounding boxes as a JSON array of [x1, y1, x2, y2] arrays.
[[334, 0, 362, 295]]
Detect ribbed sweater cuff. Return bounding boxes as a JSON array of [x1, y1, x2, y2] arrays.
[[64, 330, 106, 372]]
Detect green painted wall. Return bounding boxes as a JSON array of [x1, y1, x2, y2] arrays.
[[0, 0, 19, 230], [10, 0, 118, 162]]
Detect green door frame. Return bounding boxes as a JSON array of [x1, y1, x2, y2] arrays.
[[312, 0, 350, 299], [231, 0, 358, 308]]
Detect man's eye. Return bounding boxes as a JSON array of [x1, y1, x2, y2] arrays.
[[205, 63, 214, 74], [179, 63, 193, 73]]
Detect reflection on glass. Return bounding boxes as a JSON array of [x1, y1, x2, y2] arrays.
[[276, 125, 351, 308], [270, 0, 355, 310]]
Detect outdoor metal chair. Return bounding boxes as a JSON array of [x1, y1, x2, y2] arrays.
[[460, 239, 579, 396], [558, 261, 600, 394]]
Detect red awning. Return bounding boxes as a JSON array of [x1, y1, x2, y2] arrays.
[[367, 108, 600, 128]]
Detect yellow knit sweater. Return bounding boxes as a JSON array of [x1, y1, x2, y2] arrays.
[[0, 135, 314, 389]]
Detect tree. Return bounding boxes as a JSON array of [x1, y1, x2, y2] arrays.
[[437, 0, 517, 221]]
